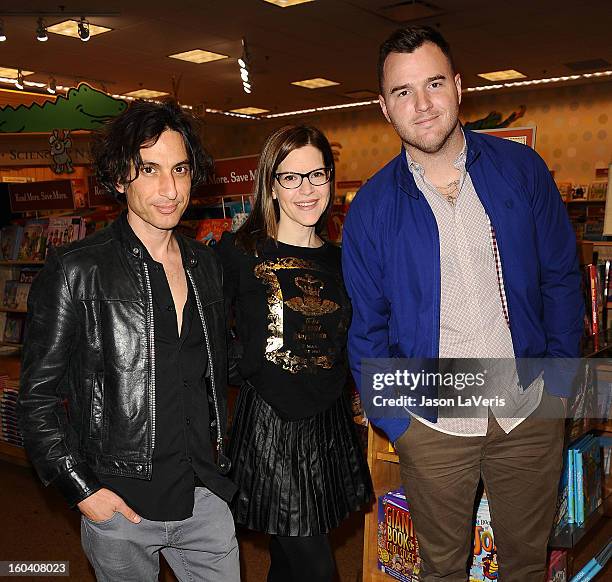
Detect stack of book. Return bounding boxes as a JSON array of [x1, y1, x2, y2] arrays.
[[555, 434, 603, 529], [582, 260, 610, 337], [0, 380, 22, 448]]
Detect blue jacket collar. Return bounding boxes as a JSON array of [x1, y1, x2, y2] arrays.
[[395, 127, 482, 198]]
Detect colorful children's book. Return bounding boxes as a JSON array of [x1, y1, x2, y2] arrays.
[[580, 436, 602, 521], [377, 488, 421, 582], [470, 495, 498, 581], [0, 225, 23, 260], [567, 448, 575, 525], [553, 455, 570, 534], [547, 550, 567, 582], [195, 218, 233, 246], [17, 220, 48, 261], [3, 314, 25, 343], [46, 216, 84, 254]]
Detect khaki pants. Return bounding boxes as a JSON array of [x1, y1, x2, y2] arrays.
[[394, 391, 565, 582]]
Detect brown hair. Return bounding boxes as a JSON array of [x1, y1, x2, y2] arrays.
[[235, 125, 335, 254]]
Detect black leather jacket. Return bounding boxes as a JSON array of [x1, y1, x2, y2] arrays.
[[17, 214, 229, 507]]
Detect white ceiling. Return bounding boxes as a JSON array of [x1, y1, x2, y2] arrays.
[[0, 0, 610, 114]]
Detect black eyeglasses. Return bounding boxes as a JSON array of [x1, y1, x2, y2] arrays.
[[274, 167, 333, 189]]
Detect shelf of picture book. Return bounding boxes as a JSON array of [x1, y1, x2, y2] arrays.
[[0, 216, 90, 347], [549, 431, 611, 549]]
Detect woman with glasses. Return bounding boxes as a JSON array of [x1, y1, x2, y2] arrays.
[[217, 125, 372, 582]]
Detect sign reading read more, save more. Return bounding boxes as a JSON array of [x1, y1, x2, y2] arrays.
[[193, 155, 259, 198], [9, 180, 75, 212]]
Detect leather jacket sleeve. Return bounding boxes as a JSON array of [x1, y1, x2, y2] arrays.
[[17, 250, 102, 507]]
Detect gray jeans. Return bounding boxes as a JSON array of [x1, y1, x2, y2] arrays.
[[80, 487, 240, 582]]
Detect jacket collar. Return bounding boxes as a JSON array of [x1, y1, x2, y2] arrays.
[[396, 126, 482, 198], [112, 210, 198, 268]]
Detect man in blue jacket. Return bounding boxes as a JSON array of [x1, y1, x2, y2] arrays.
[[343, 26, 583, 581]]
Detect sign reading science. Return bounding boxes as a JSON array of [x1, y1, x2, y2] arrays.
[[9, 179, 74, 212], [193, 155, 259, 199]]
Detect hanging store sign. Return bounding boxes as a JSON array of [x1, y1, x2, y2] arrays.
[[9, 179, 74, 212], [193, 154, 259, 198], [0, 133, 91, 168], [87, 176, 118, 207]]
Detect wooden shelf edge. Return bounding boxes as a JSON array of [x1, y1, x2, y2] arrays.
[[0, 307, 27, 314], [548, 492, 611, 549], [0, 260, 45, 266], [376, 451, 399, 463]]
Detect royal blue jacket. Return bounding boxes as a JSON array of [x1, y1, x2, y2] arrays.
[[342, 129, 584, 443]]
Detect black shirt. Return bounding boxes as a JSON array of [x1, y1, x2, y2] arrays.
[[217, 232, 351, 419], [101, 222, 235, 521]]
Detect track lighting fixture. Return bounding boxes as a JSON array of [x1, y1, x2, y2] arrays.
[[239, 38, 252, 94], [36, 17, 48, 42], [78, 17, 90, 41]]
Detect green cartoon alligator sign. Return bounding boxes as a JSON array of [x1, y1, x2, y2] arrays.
[[0, 83, 127, 133]]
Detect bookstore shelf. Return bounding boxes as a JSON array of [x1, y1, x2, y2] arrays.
[[0, 307, 27, 314], [0, 260, 45, 266], [549, 493, 612, 549]]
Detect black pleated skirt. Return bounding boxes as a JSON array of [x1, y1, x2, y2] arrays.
[[228, 382, 373, 536]]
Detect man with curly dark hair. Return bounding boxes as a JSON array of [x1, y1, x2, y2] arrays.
[[17, 100, 240, 581]]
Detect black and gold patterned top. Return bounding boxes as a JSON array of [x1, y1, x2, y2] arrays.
[[217, 231, 351, 419]]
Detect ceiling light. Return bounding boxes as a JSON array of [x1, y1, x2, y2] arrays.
[[47, 19, 112, 39], [0, 67, 34, 78], [15, 69, 24, 90], [0, 20, 6, 42], [238, 37, 253, 94], [263, 0, 316, 7], [47, 77, 57, 94], [230, 107, 269, 115], [78, 17, 90, 41], [36, 18, 48, 42], [168, 49, 228, 64], [477, 69, 526, 81], [123, 89, 169, 99], [205, 108, 259, 120], [291, 77, 340, 89]]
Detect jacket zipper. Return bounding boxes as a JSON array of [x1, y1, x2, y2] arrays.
[[142, 263, 156, 458], [186, 270, 223, 460]]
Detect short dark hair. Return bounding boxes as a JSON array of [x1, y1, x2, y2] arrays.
[[378, 25, 454, 93], [93, 100, 212, 199]]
